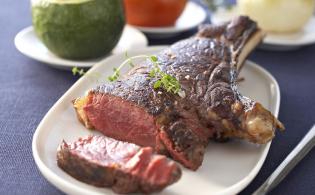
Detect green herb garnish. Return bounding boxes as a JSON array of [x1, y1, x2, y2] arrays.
[[148, 55, 181, 94], [108, 54, 184, 97], [72, 67, 104, 83], [72, 66, 86, 76]]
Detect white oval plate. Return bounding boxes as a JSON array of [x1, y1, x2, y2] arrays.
[[131, 2, 207, 38], [32, 46, 281, 195], [14, 25, 148, 69], [211, 8, 315, 50]]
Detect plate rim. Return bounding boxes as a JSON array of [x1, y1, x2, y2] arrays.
[[32, 46, 281, 195], [131, 1, 207, 34], [14, 25, 148, 69]]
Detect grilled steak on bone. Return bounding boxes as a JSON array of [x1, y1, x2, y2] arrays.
[[73, 16, 284, 170]]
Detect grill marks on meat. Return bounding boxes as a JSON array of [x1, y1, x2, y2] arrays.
[[57, 135, 181, 194], [73, 16, 284, 171]]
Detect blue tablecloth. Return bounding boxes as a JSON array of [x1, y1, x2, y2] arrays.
[[1, 0, 314, 194]]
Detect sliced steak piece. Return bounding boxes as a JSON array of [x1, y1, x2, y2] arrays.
[[57, 135, 181, 194], [73, 16, 284, 170]]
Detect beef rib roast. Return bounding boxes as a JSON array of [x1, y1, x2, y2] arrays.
[[73, 16, 284, 170]]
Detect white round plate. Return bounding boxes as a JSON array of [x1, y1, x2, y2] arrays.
[[211, 7, 315, 50], [32, 46, 281, 195], [131, 1, 207, 38], [14, 25, 148, 69]]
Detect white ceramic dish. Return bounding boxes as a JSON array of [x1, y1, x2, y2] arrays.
[[32, 46, 281, 195], [132, 2, 207, 38], [211, 8, 315, 50], [14, 25, 148, 69]]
